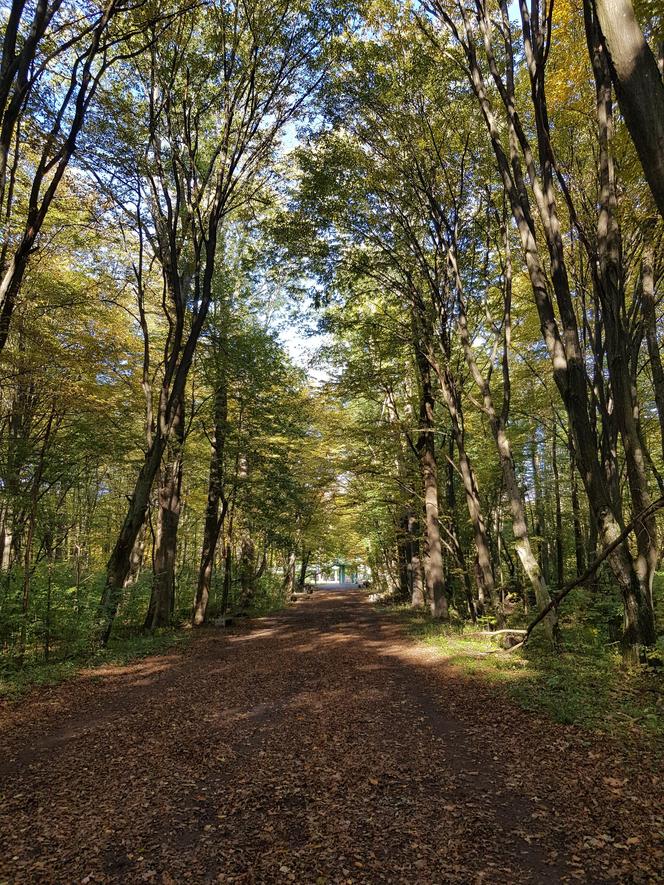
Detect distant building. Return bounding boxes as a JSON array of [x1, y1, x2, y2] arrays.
[[313, 562, 371, 585]]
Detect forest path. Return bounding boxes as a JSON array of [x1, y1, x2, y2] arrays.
[[1, 590, 662, 884]]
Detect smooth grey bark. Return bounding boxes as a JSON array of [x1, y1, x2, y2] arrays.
[[414, 343, 448, 620], [193, 352, 229, 626], [641, 245, 664, 462], [593, 0, 664, 219]]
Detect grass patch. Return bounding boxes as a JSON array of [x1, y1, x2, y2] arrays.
[[0, 627, 190, 700], [386, 604, 664, 744]]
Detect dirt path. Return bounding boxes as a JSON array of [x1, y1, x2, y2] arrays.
[[1, 590, 662, 884]]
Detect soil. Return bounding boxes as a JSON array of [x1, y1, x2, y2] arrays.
[[1, 589, 662, 883]]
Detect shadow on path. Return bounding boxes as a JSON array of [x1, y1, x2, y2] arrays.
[[1, 590, 661, 883]]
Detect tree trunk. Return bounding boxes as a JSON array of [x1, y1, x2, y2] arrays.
[[145, 449, 183, 630], [0, 504, 11, 571], [282, 548, 296, 598], [642, 244, 664, 462], [586, 4, 658, 655], [193, 358, 229, 626], [552, 430, 565, 588], [298, 549, 310, 590], [451, 205, 559, 641], [98, 437, 167, 644], [447, 0, 651, 659], [498, 446, 558, 641], [446, 458, 478, 622], [98, 216, 219, 644], [530, 432, 550, 586], [407, 513, 426, 609], [413, 342, 449, 620], [124, 522, 146, 589], [420, 442, 448, 619], [453, 418, 499, 620], [239, 535, 257, 606], [593, 0, 664, 220], [397, 512, 411, 601], [568, 429, 586, 575], [221, 540, 233, 615]]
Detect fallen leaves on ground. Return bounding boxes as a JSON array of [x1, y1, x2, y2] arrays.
[[1, 591, 662, 883]]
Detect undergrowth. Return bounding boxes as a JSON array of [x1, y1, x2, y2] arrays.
[[0, 628, 190, 700], [384, 582, 664, 745], [0, 567, 290, 700]]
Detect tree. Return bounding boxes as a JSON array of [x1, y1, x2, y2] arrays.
[[592, 0, 664, 220], [425, 0, 659, 662], [97, 0, 337, 641]]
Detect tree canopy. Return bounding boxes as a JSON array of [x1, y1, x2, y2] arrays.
[[0, 0, 663, 676]]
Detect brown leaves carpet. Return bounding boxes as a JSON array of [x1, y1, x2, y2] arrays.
[[1, 589, 662, 884]]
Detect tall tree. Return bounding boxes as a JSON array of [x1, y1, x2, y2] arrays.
[[591, 0, 664, 220], [98, 0, 335, 642]]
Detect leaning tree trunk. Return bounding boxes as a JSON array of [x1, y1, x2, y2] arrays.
[[586, 4, 658, 654], [642, 244, 664, 462], [592, 0, 664, 220]]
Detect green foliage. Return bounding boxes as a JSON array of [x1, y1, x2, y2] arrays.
[[0, 0, 663, 717], [0, 613, 189, 700], [391, 589, 664, 743]]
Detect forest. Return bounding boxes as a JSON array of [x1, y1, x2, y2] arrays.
[[1, 0, 664, 881], [0, 0, 663, 702]]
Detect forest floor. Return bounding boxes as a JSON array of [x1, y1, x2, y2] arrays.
[[1, 589, 662, 884]]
